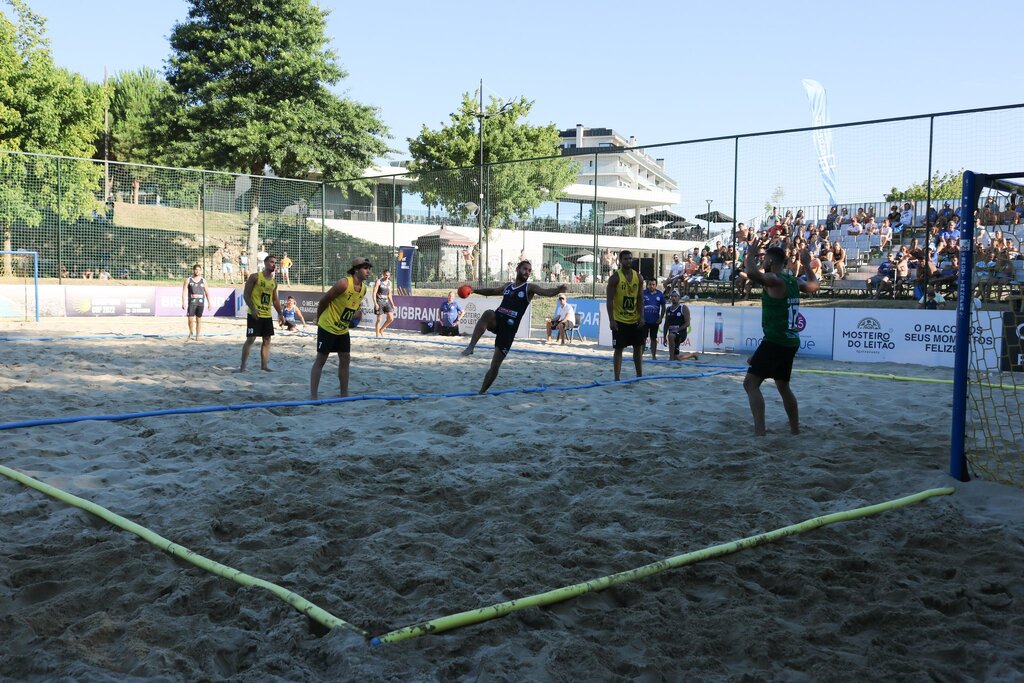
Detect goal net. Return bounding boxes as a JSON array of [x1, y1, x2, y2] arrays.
[[951, 172, 1024, 485], [0, 250, 39, 322]]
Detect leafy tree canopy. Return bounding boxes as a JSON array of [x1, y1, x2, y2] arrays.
[[885, 170, 964, 202], [0, 0, 102, 274], [407, 92, 577, 231], [165, 0, 390, 180]]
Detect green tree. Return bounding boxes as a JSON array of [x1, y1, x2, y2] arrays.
[[165, 0, 390, 256], [0, 0, 102, 275], [407, 92, 578, 234], [98, 66, 180, 203], [885, 170, 964, 202], [763, 185, 785, 214]]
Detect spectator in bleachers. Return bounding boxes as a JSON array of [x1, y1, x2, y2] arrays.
[[855, 207, 868, 224], [846, 216, 864, 236], [826, 206, 839, 230], [912, 259, 938, 299], [899, 202, 915, 230], [682, 256, 710, 297], [794, 209, 806, 228], [918, 285, 946, 310], [925, 205, 938, 225], [939, 202, 955, 222], [737, 222, 750, 243], [831, 241, 847, 278], [878, 219, 893, 250], [887, 205, 902, 227], [838, 207, 850, 226], [98, 268, 111, 280], [977, 250, 1014, 301], [992, 229, 1009, 252], [666, 254, 685, 290], [931, 254, 959, 291], [864, 214, 878, 234], [767, 217, 785, 238], [940, 216, 961, 241], [866, 253, 896, 297]]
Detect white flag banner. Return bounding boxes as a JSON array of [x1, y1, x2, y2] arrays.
[[802, 79, 838, 206]]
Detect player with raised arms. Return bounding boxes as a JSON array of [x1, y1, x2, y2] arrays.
[[742, 246, 818, 436], [310, 257, 372, 399], [459, 261, 566, 394]]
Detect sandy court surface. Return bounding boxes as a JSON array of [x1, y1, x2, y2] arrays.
[[1, 316, 1022, 681]]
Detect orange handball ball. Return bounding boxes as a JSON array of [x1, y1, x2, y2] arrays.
[[457, 284, 473, 299]]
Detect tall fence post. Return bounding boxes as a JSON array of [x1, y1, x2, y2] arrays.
[[391, 175, 397, 272], [923, 116, 934, 294], [201, 171, 207, 277], [56, 157, 63, 283], [591, 152, 599, 299], [321, 181, 327, 292], [731, 136, 739, 305]]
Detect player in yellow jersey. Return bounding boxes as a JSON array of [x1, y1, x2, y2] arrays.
[[238, 255, 283, 372], [605, 250, 645, 381], [310, 257, 373, 399]]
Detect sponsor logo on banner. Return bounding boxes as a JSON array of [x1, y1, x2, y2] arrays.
[[65, 287, 155, 316], [1000, 313, 1024, 372], [841, 316, 896, 352]]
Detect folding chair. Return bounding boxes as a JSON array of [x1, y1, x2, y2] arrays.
[[566, 313, 584, 343]]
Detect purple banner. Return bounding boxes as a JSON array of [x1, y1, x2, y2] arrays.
[[65, 287, 156, 317], [155, 286, 236, 317]]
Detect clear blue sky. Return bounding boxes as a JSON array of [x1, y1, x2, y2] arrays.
[[12, 0, 1024, 217]]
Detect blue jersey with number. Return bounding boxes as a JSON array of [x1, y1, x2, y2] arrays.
[[642, 289, 665, 324]]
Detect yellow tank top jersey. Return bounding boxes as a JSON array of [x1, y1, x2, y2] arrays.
[[318, 276, 365, 336], [612, 267, 641, 324], [250, 271, 277, 318]]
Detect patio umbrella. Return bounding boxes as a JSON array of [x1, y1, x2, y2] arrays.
[[665, 219, 699, 229], [693, 210, 734, 224], [640, 209, 685, 224], [604, 215, 633, 227]]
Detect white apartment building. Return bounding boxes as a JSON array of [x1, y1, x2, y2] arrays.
[[558, 124, 680, 221]]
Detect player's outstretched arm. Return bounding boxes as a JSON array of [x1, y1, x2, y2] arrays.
[[471, 285, 505, 296], [527, 283, 567, 297]]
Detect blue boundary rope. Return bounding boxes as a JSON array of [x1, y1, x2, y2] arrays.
[[0, 369, 741, 432]]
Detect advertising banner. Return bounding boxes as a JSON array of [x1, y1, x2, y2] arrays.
[[0, 284, 66, 318], [65, 287, 156, 316], [395, 246, 414, 294], [999, 312, 1023, 372], [358, 294, 531, 339], [567, 298, 601, 339], [701, 306, 833, 358], [155, 286, 236, 317], [277, 289, 323, 324], [831, 309, 1001, 368], [597, 305, 705, 353]]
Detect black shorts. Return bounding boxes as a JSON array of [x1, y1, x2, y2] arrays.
[[316, 326, 351, 354], [748, 339, 799, 383], [187, 301, 204, 317], [612, 321, 644, 350], [667, 326, 687, 343], [376, 300, 394, 314], [493, 312, 521, 356], [439, 324, 460, 337], [644, 322, 660, 340], [246, 315, 274, 338], [282, 320, 297, 331]]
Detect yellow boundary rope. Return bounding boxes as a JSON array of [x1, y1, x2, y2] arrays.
[[793, 367, 1022, 391], [0, 463, 955, 646], [371, 487, 955, 645], [0, 464, 367, 638]]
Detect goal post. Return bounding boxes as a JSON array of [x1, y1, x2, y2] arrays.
[[0, 250, 39, 322], [950, 171, 1024, 485]]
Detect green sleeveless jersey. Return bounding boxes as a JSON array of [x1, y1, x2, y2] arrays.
[[761, 273, 800, 347]]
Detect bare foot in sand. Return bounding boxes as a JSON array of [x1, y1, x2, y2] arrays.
[[461, 347, 474, 356]]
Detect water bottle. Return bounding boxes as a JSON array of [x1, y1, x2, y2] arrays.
[[714, 311, 724, 345]]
